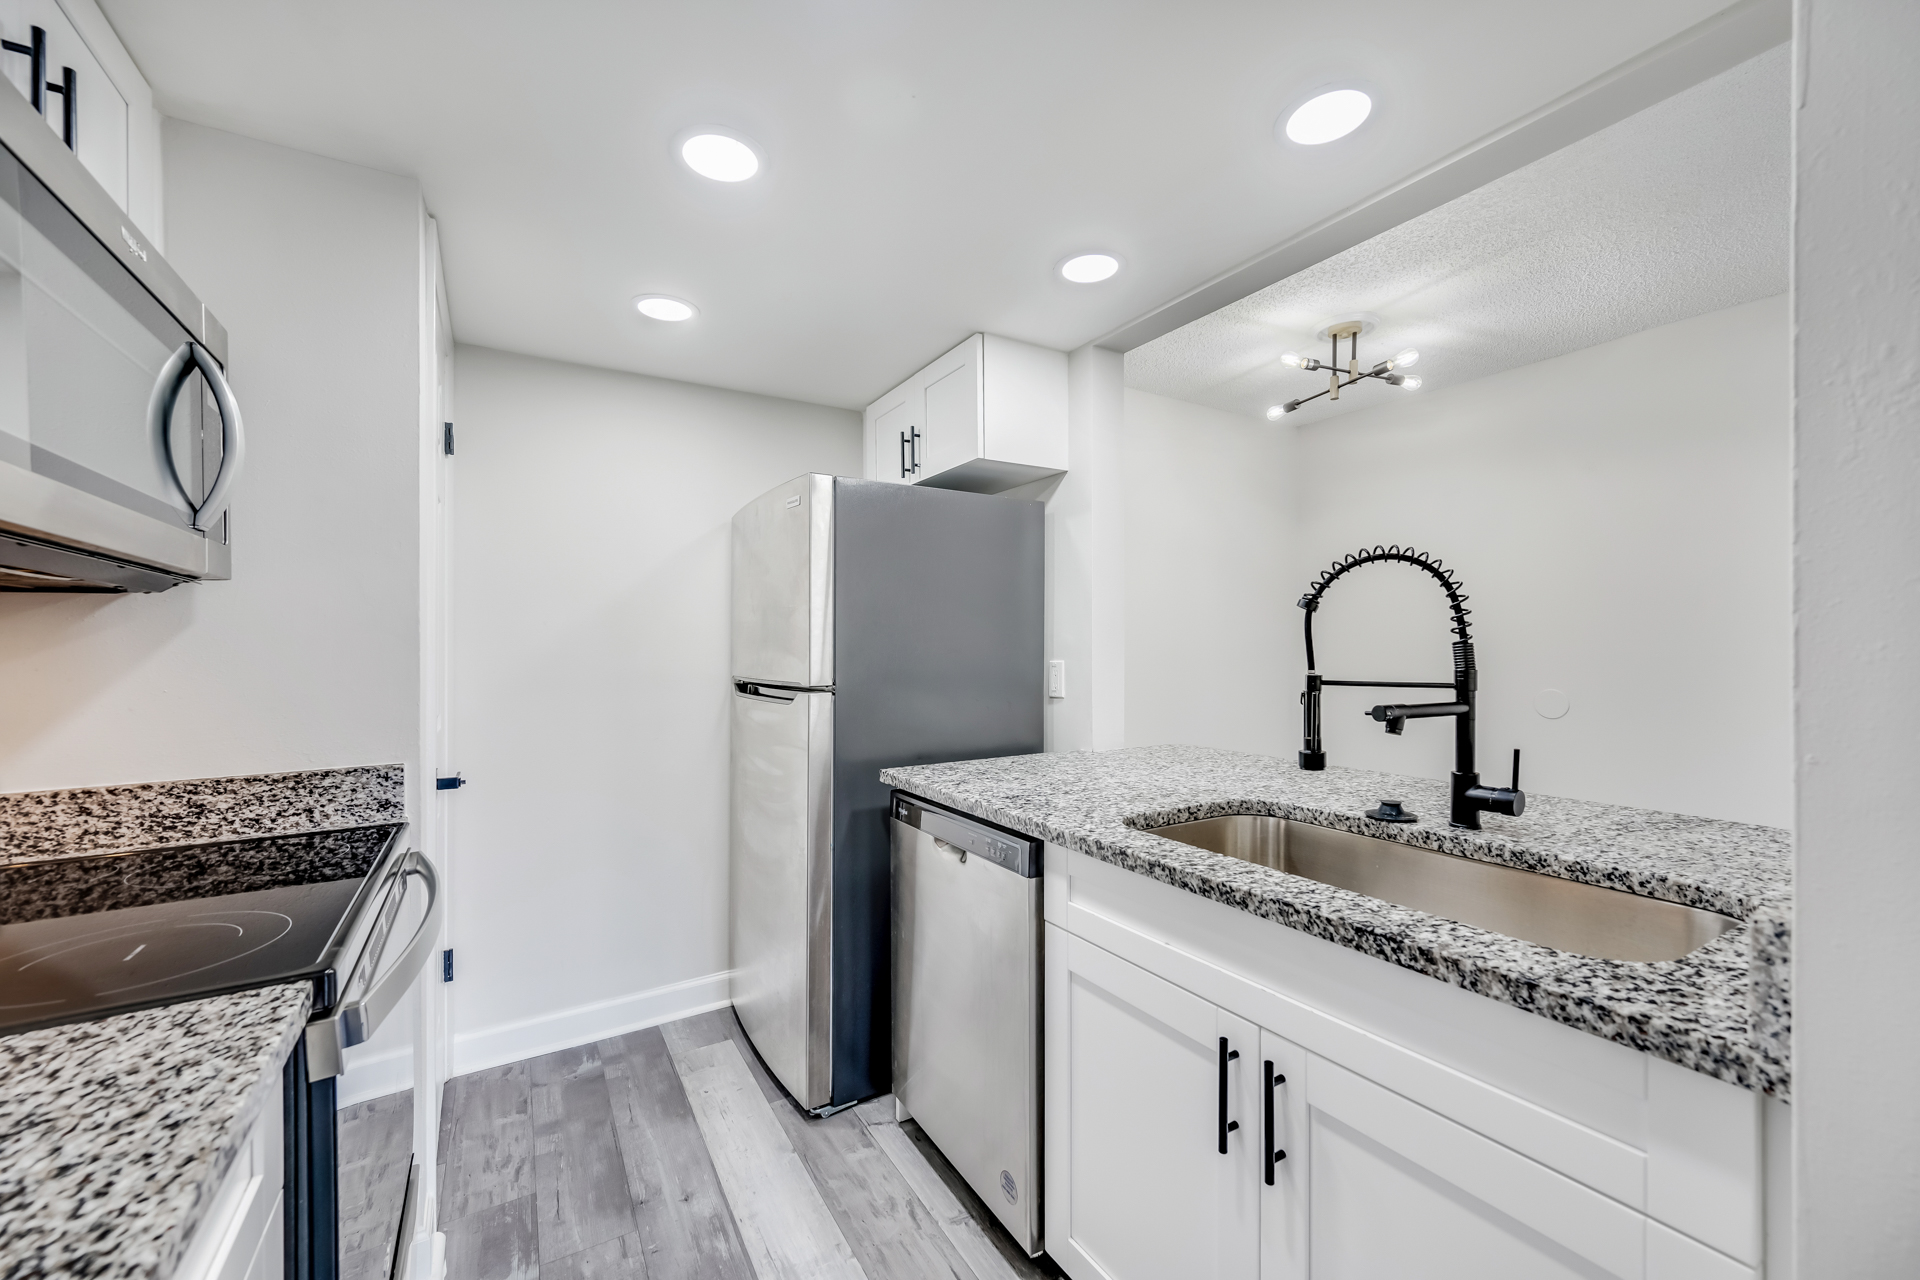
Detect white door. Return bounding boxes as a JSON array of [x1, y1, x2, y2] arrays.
[[1259, 1028, 1310, 1280], [1304, 1054, 1646, 1280], [1051, 932, 1259, 1280], [919, 337, 980, 481]]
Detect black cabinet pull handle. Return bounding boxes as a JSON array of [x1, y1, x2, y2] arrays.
[[1264, 1060, 1289, 1185], [909, 425, 923, 474], [899, 430, 910, 479], [1218, 1038, 1240, 1154]]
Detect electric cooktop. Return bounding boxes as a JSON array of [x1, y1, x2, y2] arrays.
[[0, 824, 404, 1036]]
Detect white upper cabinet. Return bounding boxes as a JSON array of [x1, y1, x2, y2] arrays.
[[0, 0, 163, 243], [863, 333, 1068, 493]]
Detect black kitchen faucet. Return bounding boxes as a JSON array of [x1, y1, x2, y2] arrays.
[[1296, 545, 1525, 830]]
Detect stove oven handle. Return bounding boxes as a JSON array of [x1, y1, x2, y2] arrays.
[[304, 848, 442, 1080]]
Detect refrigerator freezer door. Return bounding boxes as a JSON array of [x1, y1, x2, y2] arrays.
[[729, 682, 834, 1110], [731, 474, 833, 688]]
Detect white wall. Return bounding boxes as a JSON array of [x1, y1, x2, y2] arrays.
[[1038, 344, 1127, 753], [444, 345, 859, 1072], [1791, 0, 1920, 1270], [1123, 389, 1295, 756], [1123, 293, 1791, 828], [0, 121, 423, 799]]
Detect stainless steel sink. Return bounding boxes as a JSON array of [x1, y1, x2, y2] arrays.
[[1143, 814, 1739, 963]]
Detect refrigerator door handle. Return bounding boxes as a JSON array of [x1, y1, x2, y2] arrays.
[[735, 680, 800, 704]]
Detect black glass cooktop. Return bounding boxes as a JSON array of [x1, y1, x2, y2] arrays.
[[0, 824, 402, 1036]]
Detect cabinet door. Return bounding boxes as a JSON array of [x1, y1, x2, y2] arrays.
[[1259, 1029, 1310, 1280], [0, 0, 131, 209], [1052, 931, 1259, 1280], [869, 394, 919, 483], [919, 337, 981, 481], [1305, 1054, 1645, 1279]]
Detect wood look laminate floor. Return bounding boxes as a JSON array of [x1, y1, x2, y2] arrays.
[[432, 1008, 1061, 1280], [339, 1090, 417, 1280]]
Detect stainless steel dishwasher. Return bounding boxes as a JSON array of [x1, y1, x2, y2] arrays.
[[891, 791, 1043, 1255]]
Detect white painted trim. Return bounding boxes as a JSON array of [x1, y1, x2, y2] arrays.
[[450, 971, 733, 1077], [339, 1045, 417, 1108]]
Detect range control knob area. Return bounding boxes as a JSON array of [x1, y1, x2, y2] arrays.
[[1366, 799, 1418, 823]]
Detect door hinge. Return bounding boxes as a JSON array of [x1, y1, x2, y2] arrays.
[[436, 773, 465, 790], [442, 949, 454, 982], [442, 421, 455, 456]]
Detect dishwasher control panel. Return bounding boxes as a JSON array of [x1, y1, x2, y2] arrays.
[[891, 793, 1040, 877]]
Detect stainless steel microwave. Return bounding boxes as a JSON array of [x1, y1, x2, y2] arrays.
[[0, 76, 241, 593]]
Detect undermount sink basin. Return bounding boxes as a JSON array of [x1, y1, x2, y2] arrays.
[[1143, 814, 1740, 963]]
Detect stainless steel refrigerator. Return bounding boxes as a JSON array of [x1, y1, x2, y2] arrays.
[[730, 473, 1043, 1112]]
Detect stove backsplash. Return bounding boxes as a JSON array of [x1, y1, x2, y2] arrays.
[[0, 764, 406, 865]]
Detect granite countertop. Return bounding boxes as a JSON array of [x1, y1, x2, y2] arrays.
[[880, 744, 1793, 1098], [0, 984, 312, 1280]]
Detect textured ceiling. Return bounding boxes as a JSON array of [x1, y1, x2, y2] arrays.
[[1124, 46, 1788, 423], [98, 0, 1742, 410]]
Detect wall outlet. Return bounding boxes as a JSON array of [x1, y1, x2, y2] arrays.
[[1048, 659, 1067, 700]]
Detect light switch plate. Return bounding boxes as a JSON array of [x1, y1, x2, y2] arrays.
[[1047, 659, 1066, 699]]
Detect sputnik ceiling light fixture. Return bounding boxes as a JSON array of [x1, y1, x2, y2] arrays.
[[1266, 315, 1421, 419]]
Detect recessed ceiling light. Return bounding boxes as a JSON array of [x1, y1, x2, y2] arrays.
[[1060, 253, 1120, 284], [1284, 89, 1372, 145], [635, 295, 696, 322], [680, 133, 759, 182]]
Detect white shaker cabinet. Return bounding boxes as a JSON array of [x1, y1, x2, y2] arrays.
[[0, 0, 164, 237], [863, 333, 1067, 493], [1046, 925, 1260, 1280], [1304, 1056, 1644, 1279], [170, 1072, 285, 1280], [1043, 845, 1772, 1280]]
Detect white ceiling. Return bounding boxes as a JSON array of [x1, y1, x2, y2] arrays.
[[101, 0, 1746, 410], [1125, 46, 1789, 423]]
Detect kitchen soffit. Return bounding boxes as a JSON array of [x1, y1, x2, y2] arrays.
[[1125, 45, 1789, 424], [103, 0, 1765, 410]]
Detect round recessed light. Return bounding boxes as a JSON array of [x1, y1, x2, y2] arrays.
[[1060, 253, 1120, 284], [1284, 89, 1372, 145], [680, 133, 759, 182], [635, 295, 696, 322]]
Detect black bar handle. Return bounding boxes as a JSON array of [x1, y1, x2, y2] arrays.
[[909, 424, 922, 474], [1, 27, 47, 114], [899, 430, 909, 479], [1264, 1060, 1289, 1185], [1217, 1038, 1240, 1154]]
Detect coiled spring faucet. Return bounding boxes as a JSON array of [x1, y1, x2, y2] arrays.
[[1297, 546, 1524, 830]]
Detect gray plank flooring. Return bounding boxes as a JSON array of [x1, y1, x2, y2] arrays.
[[339, 1090, 416, 1280], [436, 1008, 1062, 1280]]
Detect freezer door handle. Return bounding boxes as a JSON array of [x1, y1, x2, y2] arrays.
[[734, 680, 801, 704]]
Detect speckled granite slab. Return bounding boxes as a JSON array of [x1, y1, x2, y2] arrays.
[[0, 983, 311, 1280], [0, 825, 402, 927], [880, 744, 1793, 1097], [0, 764, 405, 864]]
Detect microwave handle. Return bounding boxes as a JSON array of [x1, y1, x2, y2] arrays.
[[149, 340, 247, 532]]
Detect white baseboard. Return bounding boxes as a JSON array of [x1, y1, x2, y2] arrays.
[[451, 971, 733, 1077], [339, 1044, 416, 1108]]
